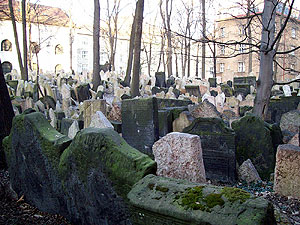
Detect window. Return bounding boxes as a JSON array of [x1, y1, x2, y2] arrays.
[[220, 63, 225, 73], [55, 44, 63, 54], [292, 27, 296, 38], [82, 50, 88, 59], [220, 27, 225, 38], [210, 66, 214, 75], [238, 62, 245, 72], [239, 44, 246, 53], [220, 45, 225, 55], [1, 39, 12, 51]]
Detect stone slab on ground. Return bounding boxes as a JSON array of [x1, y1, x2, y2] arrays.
[[238, 159, 261, 184], [183, 117, 236, 183], [274, 144, 300, 199], [128, 174, 276, 225], [153, 132, 206, 183]]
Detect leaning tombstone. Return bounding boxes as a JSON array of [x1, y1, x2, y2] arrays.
[[89, 111, 114, 129], [155, 72, 166, 88]]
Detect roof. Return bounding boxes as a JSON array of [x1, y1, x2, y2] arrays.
[[0, 0, 70, 27]]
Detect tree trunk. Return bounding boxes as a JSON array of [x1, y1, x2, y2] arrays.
[[131, 0, 144, 97], [247, 0, 253, 74], [124, 12, 137, 86], [253, 0, 277, 119], [8, 0, 24, 77], [165, 0, 173, 77], [22, 0, 28, 81], [201, 0, 206, 79], [92, 0, 101, 91], [0, 60, 15, 169]]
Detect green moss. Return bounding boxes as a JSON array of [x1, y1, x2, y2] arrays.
[[2, 135, 12, 167], [204, 193, 225, 208], [222, 187, 251, 203]]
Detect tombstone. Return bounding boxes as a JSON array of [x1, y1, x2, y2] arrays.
[[61, 83, 71, 112], [89, 111, 114, 129], [188, 100, 221, 119], [183, 117, 236, 183], [274, 144, 300, 199], [227, 80, 233, 87], [107, 103, 122, 122], [210, 90, 218, 97], [6, 80, 18, 93], [232, 115, 276, 180], [238, 159, 261, 184], [153, 132, 206, 183], [172, 111, 195, 132], [122, 97, 159, 156], [76, 84, 91, 102], [68, 120, 80, 139], [165, 87, 176, 99], [233, 76, 256, 98], [61, 118, 76, 135], [82, 99, 106, 128], [208, 77, 217, 88], [40, 95, 56, 109], [128, 175, 275, 225], [49, 108, 57, 128], [155, 72, 166, 88], [166, 76, 175, 88], [185, 85, 201, 97], [24, 97, 34, 110], [152, 86, 168, 95], [282, 85, 292, 97], [221, 83, 234, 97], [202, 93, 216, 106]]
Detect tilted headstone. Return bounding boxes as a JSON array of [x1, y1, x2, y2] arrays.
[[89, 111, 114, 129], [227, 80, 233, 87], [274, 144, 300, 199], [122, 97, 159, 156], [238, 159, 261, 184], [68, 120, 80, 139], [208, 77, 217, 88], [183, 117, 236, 183], [221, 83, 234, 97], [153, 132, 206, 183], [76, 84, 91, 103], [172, 111, 195, 132], [188, 100, 221, 119]]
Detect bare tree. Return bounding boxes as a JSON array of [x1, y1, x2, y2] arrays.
[[131, 0, 144, 97], [8, 0, 24, 79], [106, 0, 121, 71], [201, 0, 206, 79], [159, 0, 173, 77], [92, 0, 101, 91]]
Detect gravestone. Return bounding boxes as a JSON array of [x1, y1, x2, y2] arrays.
[[89, 111, 114, 129], [185, 85, 201, 97], [128, 175, 276, 225], [208, 77, 217, 88], [233, 76, 256, 98], [153, 132, 206, 183], [155, 72, 166, 88], [188, 100, 221, 118], [183, 118, 236, 183], [166, 76, 175, 88], [76, 84, 91, 103], [82, 99, 106, 128], [282, 85, 292, 97], [221, 83, 234, 97], [173, 111, 195, 132], [227, 80, 233, 87], [122, 97, 159, 156], [151, 86, 168, 95]]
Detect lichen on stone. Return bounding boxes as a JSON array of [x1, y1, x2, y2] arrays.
[[222, 187, 251, 203]]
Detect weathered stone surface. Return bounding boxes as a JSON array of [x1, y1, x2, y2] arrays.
[[172, 111, 195, 132], [185, 85, 201, 97], [156, 98, 192, 110], [238, 159, 261, 184], [89, 111, 114, 129], [283, 85, 292, 97], [4, 112, 156, 225], [208, 77, 217, 87], [107, 103, 122, 122], [76, 83, 91, 102], [68, 120, 79, 139], [153, 132, 206, 183], [82, 99, 106, 128], [232, 115, 275, 179], [183, 118, 236, 183], [274, 144, 300, 199], [280, 110, 300, 134], [188, 100, 221, 119], [221, 83, 234, 97], [122, 97, 159, 156], [128, 175, 276, 225], [155, 72, 166, 88]]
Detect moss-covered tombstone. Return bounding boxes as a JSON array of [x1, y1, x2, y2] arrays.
[[232, 114, 279, 180], [128, 175, 276, 225]]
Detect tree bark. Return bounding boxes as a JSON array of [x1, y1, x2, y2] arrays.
[[92, 0, 101, 91], [247, 0, 253, 74], [131, 0, 144, 97], [0, 59, 14, 169], [22, 0, 28, 81], [8, 0, 24, 77], [124, 11, 137, 86], [253, 0, 277, 119], [201, 0, 206, 79]]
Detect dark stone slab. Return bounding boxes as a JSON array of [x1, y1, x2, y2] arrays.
[[155, 72, 166, 88], [6, 80, 18, 92], [60, 118, 76, 135], [158, 110, 172, 138], [232, 115, 276, 180], [40, 95, 56, 109], [166, 76, 175, 88], [151, 86, 168, 95], [122, 97, 159, 157], [208, 78, 217, 87], [185, 85, 201, 97], [221, 83, 234, 97], [76, 84, 91, 103], [233, 76, 256, 87], [183, 118, 236, 183], [227, 80, 233, 87], [234, 83, 250, 98], [210, 90, 218, 97], [156, 98, 192, 110], [266, 96, 300, 124], [111, 120, 122, 133]]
